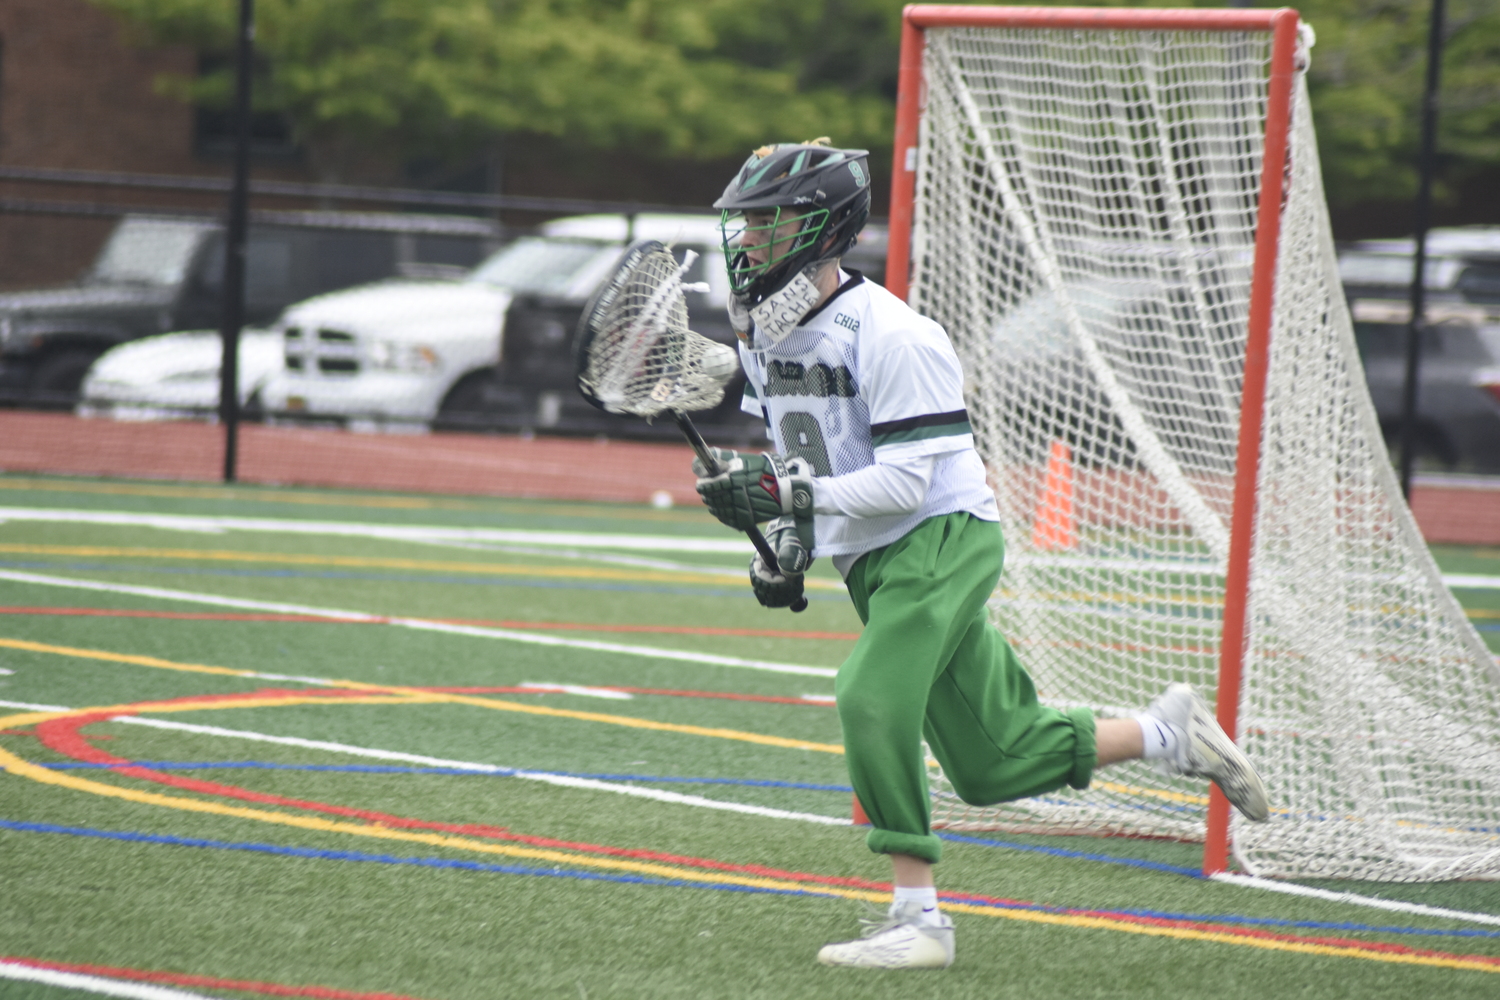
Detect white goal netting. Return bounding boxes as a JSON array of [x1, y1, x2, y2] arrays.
[[909, 23, 1500, 880]]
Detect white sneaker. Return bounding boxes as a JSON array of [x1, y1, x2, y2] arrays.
[[816, 900, 955, 970], [1147, 683, 1270, 823]]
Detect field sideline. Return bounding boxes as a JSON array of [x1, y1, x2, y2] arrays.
[[1, 473, 1497, 1000]]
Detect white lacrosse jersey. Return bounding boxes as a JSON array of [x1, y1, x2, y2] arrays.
[[738, 271, 998, 563]]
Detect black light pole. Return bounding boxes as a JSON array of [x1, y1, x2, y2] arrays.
[[219, 0, 255, 483], [1398, 0, 1446, 500]]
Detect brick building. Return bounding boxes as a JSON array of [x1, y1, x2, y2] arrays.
[[0, 1, 748, 295], [0, 0, 319, 290]]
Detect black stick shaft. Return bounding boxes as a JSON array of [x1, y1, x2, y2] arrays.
[[1399, 0, 1446, 500], [673, 410, 807, 613], [219, 0, 254, 483]]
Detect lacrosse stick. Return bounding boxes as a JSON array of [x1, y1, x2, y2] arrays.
[[574, 239, 808, 613]]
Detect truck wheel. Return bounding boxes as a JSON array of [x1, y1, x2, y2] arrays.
[[435, 368, 501, 432], [242, 389, 266, 423], [34, 349, 101, 406]]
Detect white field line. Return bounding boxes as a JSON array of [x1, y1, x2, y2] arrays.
[[16, 502, 1499, 590], [0, 961, 224, 1000], [518, 682, 633, 700], [0, 698, 71, 711], [1209, 872, 1500, 927], [0, 698, 848, 827], [1442, 574, 1500, 591], [0, 569, 839, 679], [8, 701, 1499, 927], [420, 538, 749, 578], [0, 507, 752, 554]]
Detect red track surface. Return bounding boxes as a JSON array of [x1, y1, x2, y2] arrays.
[[0, 412, 704, 506], [2, 411, 1497, 544]]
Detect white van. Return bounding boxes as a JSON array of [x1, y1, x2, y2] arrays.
[[257, 213, 730, 427]]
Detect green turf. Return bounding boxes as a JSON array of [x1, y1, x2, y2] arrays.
[[2, 472, 1499, 1000], [1431, 545, 1500, 654]]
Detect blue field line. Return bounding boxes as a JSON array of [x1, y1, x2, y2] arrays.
[[0, 559, 844, 602], [5, 818, 1496, 939], [36, 760, 854, 792], [0, 817, 807, 895], [30, 761, 1211, 878]]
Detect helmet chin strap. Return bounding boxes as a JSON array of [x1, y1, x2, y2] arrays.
[[730, 263, 831, 349]]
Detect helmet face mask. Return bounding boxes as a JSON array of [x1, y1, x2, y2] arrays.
[[714, 141, 871, 307], [720, 206, 831, 299]]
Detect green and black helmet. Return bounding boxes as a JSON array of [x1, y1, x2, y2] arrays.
[[713, 139, 872, 307]]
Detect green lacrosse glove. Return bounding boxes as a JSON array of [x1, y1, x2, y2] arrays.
[[693, 448, 815, 537], [749, 516, 812, 608]]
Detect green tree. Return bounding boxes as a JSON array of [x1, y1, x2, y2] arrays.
[[92, 0, 896, 178], [93, 0, 1500, 210], [1299, 0, 1500, 206]]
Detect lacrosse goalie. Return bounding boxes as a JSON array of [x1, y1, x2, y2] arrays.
[[688, 139, 1271, 970]]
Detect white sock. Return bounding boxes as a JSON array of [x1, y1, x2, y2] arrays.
[[892, 886, 942, 925], [1136, 715, 1183, 761]]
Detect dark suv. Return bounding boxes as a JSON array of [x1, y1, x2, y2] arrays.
[[0, 212, 497, 405], [1348, 299, 1500, 471], [1338, 226, 1500, 471]]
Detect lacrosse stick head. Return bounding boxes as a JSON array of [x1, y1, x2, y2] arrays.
[[574, 240, 740, 418]]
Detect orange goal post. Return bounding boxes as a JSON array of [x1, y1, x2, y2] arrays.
[[887, 6, 1500, 881]]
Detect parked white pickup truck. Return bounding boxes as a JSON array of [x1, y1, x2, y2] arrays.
[[259, 223, 631, 427]]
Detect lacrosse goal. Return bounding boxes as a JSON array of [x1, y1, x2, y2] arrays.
[[887, 6, 1500, 880]]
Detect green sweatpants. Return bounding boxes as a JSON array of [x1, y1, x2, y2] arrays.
[[837, 512, 1096, 864]]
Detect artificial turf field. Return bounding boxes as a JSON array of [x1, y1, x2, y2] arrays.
[[0, 472, 1497, 1000]]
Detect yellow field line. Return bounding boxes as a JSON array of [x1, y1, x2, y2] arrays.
[[0, 543, 722, 584], [1092, 777, 1208, 807], [0, 476, 440, 509], [0, 637, 844, 755], [0, 637, 260, 680], [0, 542, 845, 591], [937, 898, 1500, 973], [0, 739, 833, 890], [0, 728, 1492, 974]]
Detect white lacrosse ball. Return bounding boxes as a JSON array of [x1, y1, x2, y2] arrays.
[[650, 490, 675, 509], [698, 341, 740, 385]]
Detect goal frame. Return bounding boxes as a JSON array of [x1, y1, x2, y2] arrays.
[[886, 5, 1304, 876]]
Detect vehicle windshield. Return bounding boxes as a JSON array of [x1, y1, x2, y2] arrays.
[[467, 236, 617, 295], [88, 219, 208, 286]]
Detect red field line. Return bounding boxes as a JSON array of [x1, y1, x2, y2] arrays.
[[0, 957, 434, 1000], [0, 606, 860, 640], [31, 702, 874, 889]]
